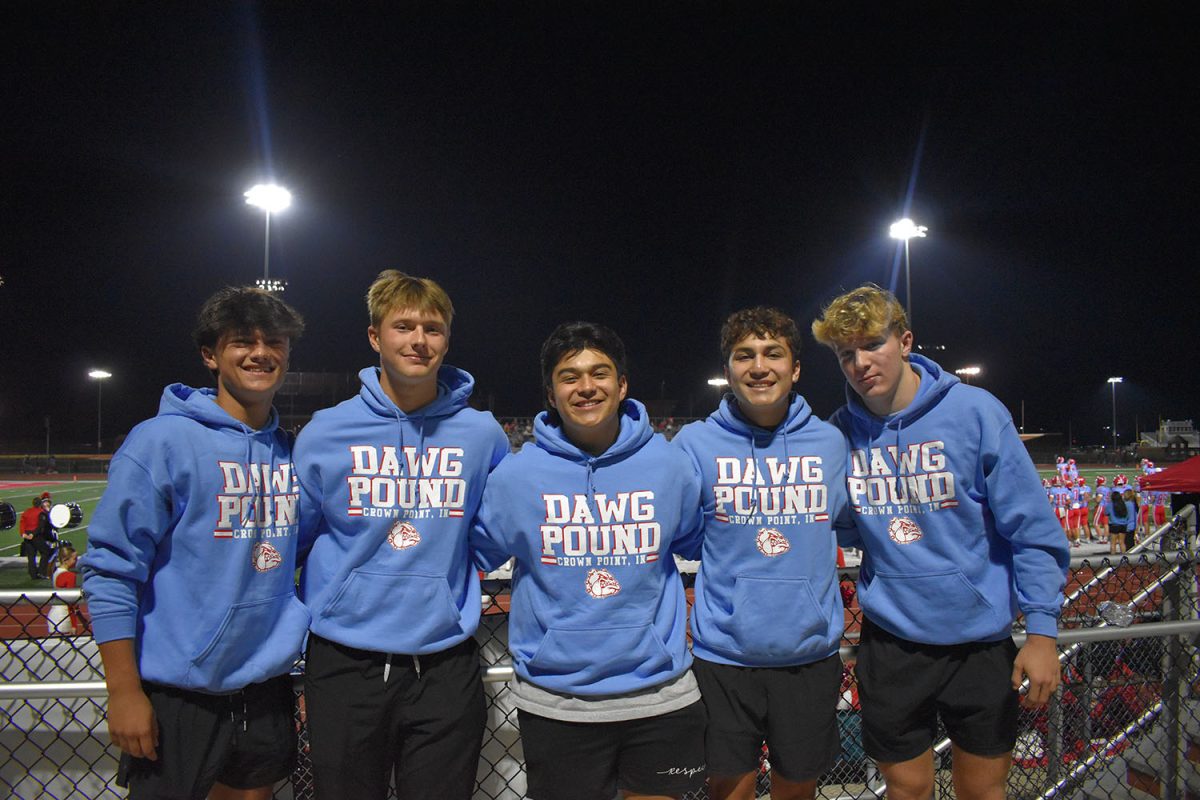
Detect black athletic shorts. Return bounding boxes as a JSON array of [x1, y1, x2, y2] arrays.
[[517, 701, 707, 800], [855, 617, 1019, 763], [693, 654, 842, 781], [118, 674, 296, 800], [304, 634, 486, 800]]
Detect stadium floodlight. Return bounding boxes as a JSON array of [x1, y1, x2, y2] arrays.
[[89, 369, 113, 452], [954, 366, 982, 384], [889, 217, 928, 327], [244, 183, 292, 281], [707, 378, 729, 387], [255, 278, 288, 293], [1108, 377, 1123, 451]]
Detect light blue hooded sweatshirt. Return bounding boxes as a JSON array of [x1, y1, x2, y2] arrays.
[[82, 384, 309, 693], [471, 399, 703, 696], [295, 365, 509, 655], [673, 393, 849, 666], [830, 354, 1069, 644]]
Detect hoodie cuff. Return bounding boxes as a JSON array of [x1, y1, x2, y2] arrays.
[[90, 614, 138, 645], [1023, 611, 1060, 639]]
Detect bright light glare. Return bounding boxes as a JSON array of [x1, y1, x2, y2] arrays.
[[88, 369, 112, 380], [955, 366, 981, 377], [255, 278, 288, 293], [707, 378, 728, 387], [1107, 376, 1124, 384], [889, 218, 928, 241], [244, 184, 292, 214]]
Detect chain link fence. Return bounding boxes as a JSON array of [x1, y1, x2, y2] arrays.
[[3, 511, 1198, 799]]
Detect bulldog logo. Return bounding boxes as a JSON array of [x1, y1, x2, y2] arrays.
[[585, 568, 621, 599], [887, 516, 923, 544], [252, 542, 283, 572], [388, 520, 421, 550], [755, 527, 791, 557]]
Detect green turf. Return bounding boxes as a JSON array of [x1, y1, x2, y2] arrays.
[[1, 480, 105, 591]]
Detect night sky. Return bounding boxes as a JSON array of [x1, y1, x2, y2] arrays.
[[3, 3, 1197, 453]]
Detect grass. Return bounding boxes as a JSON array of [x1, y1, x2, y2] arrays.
[[1, 479, 105, 591]]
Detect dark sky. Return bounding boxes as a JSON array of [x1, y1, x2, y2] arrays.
[[3, 3, 1197, 453]]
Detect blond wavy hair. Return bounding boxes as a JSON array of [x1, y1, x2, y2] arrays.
[[811, 283, 909, 347], [366, 270, 455, 329]]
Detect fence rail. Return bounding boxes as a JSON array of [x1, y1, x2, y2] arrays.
[[3, 508, 1197, 799]]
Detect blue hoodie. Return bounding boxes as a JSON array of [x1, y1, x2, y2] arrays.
[[471, 399, 702, 696], [296, 366, 509, 654], [673, 394, 849, 667], [82, 385, 308, 693], [831, 354, 1069, 644]]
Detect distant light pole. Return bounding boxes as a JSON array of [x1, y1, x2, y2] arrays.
[[1108, 377, 1123, 450], [889, 218, 927, 326], [244, 184, 292, 285], [955, 366, 982, 385], [89, 369, 112, 451], [707, 378, 728, 388]]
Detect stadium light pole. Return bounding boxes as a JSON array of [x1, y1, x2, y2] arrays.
[[1108, 377, 1123, 451], [889, 218, 927, 326], [89, 369, 112, 452], [244, 184, 292, 283]]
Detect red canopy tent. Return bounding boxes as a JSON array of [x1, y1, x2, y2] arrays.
[[1142, 456, 1200, 493]]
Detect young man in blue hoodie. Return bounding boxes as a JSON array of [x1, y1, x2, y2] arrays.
[[672, 307, 849, 800], [811, 284, 1069, 800], [83, 286, 307, 800], [471, 322, 707, 800], [294, 270, 509, 800]]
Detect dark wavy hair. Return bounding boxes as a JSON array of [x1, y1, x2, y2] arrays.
[[192, 287, 305, 350]]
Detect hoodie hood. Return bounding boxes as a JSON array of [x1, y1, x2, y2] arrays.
[[357, 365, 475, 421], [713, 392, 813, 441], [159, 383, 281, 435], [534, 398, 654, 465], [843, 353, 958, 429]]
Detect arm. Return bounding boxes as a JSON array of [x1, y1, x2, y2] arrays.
[[982, 416, 1070, 639], [470, 478, 514, 574], [667, 436, 706, 561], [97, 639, 159, 759]]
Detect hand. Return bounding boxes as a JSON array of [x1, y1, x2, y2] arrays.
[[107, 687, 159, 760], [1012, 634, 1060, 707]]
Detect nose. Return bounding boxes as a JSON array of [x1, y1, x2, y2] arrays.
[[577, 375, 597, 394], [411, 326, 428, 347], [853, 349, 869, 370]]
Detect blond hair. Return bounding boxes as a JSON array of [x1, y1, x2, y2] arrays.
[[811, 283, 909, 347], [366, 270, 455, 329]]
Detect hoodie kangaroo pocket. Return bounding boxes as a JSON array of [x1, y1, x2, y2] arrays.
[[730, 575, 827, 657], [322, 570, 462, 641], [865, 569, 1001, 642], [189, 593, 310, 688], [528, 625, 674, 691]]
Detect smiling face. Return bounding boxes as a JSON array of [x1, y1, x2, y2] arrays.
[[369, 306, 449, 410], [725, 334, 800, 429], [547, 347, 628, 456], [201, 328, 290, 424], [833, 330, 919, 416]]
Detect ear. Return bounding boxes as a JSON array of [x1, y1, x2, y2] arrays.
[[618, 374, 628, 402], [368, 325, 382, 354], [790, 360, 801, 384], [200, 346, 218, 372], [546, 386, 558, 411], [899, 330, 914, 358]]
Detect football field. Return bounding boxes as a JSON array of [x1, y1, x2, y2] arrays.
[[0, 480, 105, 590]]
